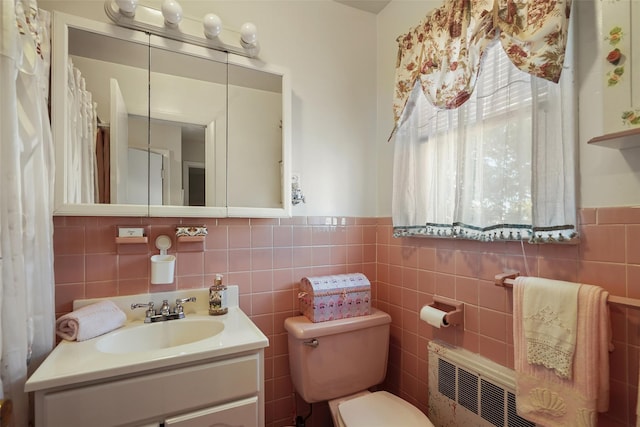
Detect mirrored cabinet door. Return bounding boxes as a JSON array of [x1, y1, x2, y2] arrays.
[[226, 56, 292, 218], [227, 62, 282, 209], [147, 35, 227, 217], [52, 12, 151, 215]]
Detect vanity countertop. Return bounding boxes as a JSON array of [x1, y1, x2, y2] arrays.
[[25, 288, 268, 392]]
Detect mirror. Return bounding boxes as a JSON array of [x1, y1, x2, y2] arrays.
[[52, 19, 150, 215], [147, 36, 227, 216], [52, 11, 291, 218], [227, 59, 289, 215]]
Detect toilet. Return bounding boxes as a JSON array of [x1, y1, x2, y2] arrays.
[[284, 308, 434, 427]]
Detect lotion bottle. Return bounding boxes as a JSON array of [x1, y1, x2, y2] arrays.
[[209, 274, 228, 315]]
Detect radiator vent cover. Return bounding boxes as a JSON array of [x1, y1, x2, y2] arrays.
[[481, 379, 505, 427], [458, 368, 478, 414], [437, 359, 456, 401], [430, 341, 536, 427]]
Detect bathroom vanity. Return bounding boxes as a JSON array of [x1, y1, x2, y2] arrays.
[[25, 288, 268, 427]]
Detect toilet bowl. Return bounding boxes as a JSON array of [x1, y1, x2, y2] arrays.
[[284, 309, 434, 427], [329, 390, 434, 427]]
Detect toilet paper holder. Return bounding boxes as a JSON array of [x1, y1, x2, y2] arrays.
[[428, 296, 464, 327]]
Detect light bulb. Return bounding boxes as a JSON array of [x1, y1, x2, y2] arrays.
[[161, 0, 183, 26], [203, 13, 222, 39], [240, 22, 258, 47], [115, 0, 137, 16]]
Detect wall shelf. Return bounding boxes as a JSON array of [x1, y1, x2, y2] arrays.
[[588, 128, 640, 149], [177, 236, 206, 243], [115, 236, 148, 244]]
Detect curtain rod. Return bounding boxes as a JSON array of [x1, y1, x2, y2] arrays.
[[494, 272, 640, 310]]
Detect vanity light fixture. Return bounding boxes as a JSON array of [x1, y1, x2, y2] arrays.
[[161, 0, 183, 26], [115, 0, 137, 17], [104, 0, 260, 57], [203, 13, 222, 39], [240, 22, 258, 48]]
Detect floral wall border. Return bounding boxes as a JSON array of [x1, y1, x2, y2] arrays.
[[602, 15, 640, 128]]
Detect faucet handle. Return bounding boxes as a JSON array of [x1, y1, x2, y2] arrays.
[[131, 302, 155, 319], [175, 296, 197, 314], [131, 301, 154, 310]]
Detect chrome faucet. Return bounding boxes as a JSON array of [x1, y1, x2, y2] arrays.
[[159, 299, 171, 316], [131, 297, 196, 323]]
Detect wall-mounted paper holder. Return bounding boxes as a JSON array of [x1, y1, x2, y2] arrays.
[[428, 296, 464, 327]]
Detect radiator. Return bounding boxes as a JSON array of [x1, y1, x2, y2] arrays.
[[428, 341, 536, 427]]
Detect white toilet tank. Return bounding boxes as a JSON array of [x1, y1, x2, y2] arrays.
[[284, 308, 392, 403]]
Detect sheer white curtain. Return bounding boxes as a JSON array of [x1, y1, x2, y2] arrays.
[[392, 37, 576, 243], [0, 0, 55, 425]]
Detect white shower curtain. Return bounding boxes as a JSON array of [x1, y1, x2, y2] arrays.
[[67, 58, 98, 204], [0, 0, 55, 425]]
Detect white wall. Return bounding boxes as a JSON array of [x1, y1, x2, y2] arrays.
[[575, 0, 640, 208]]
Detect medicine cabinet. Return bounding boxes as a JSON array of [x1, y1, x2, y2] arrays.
[[51, 11, 291, 218]]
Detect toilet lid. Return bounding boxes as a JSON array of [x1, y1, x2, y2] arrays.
[[338, 391, 433, 427]]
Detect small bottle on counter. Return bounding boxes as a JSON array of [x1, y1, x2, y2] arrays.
[[209, 274, 228, 315]]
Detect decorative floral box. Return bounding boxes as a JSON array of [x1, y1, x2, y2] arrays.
[[298, 273, 371, 322]]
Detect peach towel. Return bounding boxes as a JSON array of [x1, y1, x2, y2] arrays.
[[56, 300, 126, 341], [514, 279, 611, 427]]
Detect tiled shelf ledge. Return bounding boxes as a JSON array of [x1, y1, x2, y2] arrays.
[[588, 128, 640, 149], [115, 236, 148, 244], [176, 236, 206, 243]]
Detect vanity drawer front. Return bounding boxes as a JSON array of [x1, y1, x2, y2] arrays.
[[39, 354, 259, 427], [164, 396, 258, 427]]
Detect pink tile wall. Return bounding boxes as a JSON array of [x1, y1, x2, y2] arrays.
[[377, 207, 640, 427], [53, 207, 640, 427], [53, 215, 377, 427]]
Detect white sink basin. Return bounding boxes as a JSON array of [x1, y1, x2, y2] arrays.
[[96, 319, 225, 354]]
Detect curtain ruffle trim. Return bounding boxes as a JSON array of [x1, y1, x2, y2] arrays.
[[393, 222, 578, 244]]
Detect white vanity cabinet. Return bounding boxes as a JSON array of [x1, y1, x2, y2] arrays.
[[33, 351, 264, 427], [26, 290, 269, 427]]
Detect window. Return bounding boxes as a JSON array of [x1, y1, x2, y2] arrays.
[[392, 38, 577, 243]]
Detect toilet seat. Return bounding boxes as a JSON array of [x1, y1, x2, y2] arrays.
[[336, 391, 434, 427]]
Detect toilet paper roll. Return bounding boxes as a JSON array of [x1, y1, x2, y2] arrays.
[[420, 305, 450, 328]]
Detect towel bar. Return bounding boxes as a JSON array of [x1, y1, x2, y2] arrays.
[[494, 271, 640, 310]]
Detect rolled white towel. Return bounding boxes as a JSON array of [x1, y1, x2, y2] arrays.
[[56, 300, 127, 342]]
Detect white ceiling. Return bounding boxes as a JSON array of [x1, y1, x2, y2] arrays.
[[334, 0, 391, 14]]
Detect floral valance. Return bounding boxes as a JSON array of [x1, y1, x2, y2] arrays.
[[390, 0, 572, 139]]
